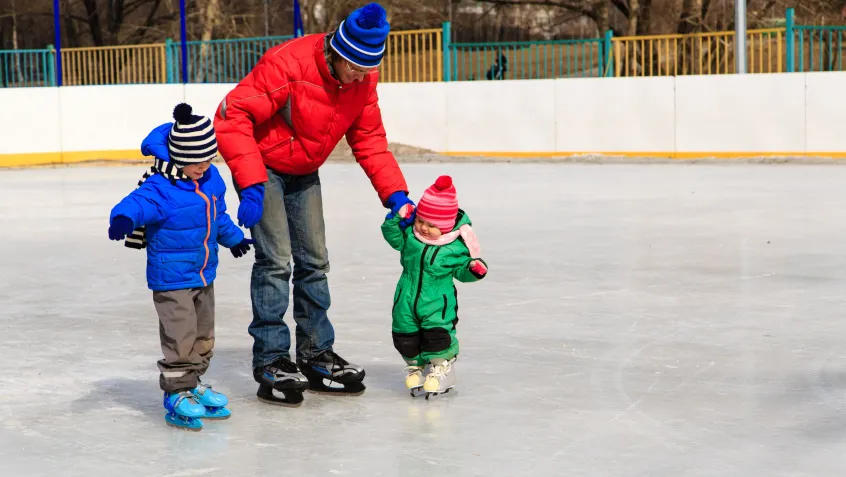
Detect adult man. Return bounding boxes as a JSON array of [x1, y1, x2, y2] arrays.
[[214, 2, 415, 406]]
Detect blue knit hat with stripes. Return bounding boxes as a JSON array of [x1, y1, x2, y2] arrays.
[[168, 103, 218, 165], [330, 3, 390, 68]]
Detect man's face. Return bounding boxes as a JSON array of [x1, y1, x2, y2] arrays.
[[334, 58, 375, 84]]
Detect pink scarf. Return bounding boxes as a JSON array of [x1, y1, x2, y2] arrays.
[[413, 224, 481, 259]]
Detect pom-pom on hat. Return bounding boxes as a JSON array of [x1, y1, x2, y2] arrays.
[[416, 175, 459, 233], [167, 103, 218, 165], [330, 3, 390, 68]]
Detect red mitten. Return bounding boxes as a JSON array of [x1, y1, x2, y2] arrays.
[[398, 204, 414, 219], [469, 260, 487, 277]]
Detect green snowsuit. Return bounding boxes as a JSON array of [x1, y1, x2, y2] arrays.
[[381, 209, 487, 366]]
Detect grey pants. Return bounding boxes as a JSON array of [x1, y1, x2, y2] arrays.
[[153, 285, 215, 393]]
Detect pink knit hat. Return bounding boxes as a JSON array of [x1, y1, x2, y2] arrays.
[[416, 175, 459, 233]]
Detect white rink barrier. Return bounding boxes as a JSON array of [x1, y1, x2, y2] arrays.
[[2, 71, 845, 167]]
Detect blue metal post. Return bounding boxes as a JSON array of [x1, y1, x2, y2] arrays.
[[785, 8, 795, 72], [603, 30, 614, 77], [53, 0, 62, 86], [293, 0, 304, 37], [443, 22, 452, 81], [180, 0, 188, 83]]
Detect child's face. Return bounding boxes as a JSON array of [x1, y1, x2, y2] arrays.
[[182, 160, 211, 180], [414, 216, 442, 239]]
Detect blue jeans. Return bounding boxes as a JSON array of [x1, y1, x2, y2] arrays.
[[246, 169, 334, 368]]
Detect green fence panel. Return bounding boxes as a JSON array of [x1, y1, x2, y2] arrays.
[[447, 38, 604, 81], [0, 49, 55, 87], [168, 35, 294, 83]]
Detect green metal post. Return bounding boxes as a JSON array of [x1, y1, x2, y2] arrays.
[[46, 45, 55, 86], [786, 8, 795, 72], [603, 30, 614, 77], [165, 38, 175, 83], [443, 22, 451, 81]]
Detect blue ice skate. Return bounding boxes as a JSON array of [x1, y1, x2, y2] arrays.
[[163, 390, 206, 431], [192, 381, 231, 420]]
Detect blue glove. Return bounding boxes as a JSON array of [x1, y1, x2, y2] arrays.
[[108, 215, 134, 241], [231, 238, 256, 258], [385, 191, 416, 228], [385, 191, 413, 216], [238, 184, 265, 229]]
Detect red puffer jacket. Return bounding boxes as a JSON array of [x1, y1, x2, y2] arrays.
[[214, 33, 407, 204]]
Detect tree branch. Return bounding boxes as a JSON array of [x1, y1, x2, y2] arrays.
[[609, 0, 630, 19], [474, 0, 598, 22], [125, 0, 164, 45]]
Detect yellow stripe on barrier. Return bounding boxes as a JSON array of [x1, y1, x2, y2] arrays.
[[0, 152, 64, 167], [4, 150, 846, 168], [0, 150, 146, 168]]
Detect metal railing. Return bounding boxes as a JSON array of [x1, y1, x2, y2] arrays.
[[448, 38, 605, 81], [61, 44, 167, 85], [0, 49, 55, 87], [786, 9, 846, 72], [380, 28, 442, 83], [611, 29, 785, 76], [167, 35, 293, 83], [7, 10, 846, 87]]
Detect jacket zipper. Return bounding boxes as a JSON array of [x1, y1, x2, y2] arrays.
[[413, 245, 430, 319], [194, 181, 211, 287], [441, 294, 447, 321], [213, 196, 217, 219], [429, 247, 441, 265], [318, 86, 341, 159]]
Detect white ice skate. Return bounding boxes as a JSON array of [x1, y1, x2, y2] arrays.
[[422, 358, 456, 400], [404, 365, 425, 397]]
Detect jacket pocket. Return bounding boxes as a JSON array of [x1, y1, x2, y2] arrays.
[[441, 294, 448, 321], [260, 136, 295, 155], [161, 252, 201, 283]]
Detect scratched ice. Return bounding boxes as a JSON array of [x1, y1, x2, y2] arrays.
[[2, 162, 846, 476]]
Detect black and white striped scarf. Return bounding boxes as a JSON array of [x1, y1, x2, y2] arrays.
[[125, 158, 186, 249]]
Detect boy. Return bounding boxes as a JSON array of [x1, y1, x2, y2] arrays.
[[108, 103, 254, 430]]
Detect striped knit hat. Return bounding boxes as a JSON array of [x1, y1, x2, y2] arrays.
[[416, 176, 459, 233], [330, 3, 390, 68], [168, 103, 218, 164]]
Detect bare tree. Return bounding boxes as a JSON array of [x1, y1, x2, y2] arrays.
[[0, 0, 842, 52]]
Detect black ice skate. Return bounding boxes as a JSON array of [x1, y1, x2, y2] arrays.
[[297, 350, 366, 396], [254, 356, 309, 407]]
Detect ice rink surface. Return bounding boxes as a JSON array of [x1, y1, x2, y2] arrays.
[[3, 162, 846, 476]]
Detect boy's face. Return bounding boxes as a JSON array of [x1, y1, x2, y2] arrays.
[[414, 215, 442, 239], [182, 160, 211, 180]]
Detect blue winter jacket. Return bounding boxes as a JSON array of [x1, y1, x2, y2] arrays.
[[110, 164, 245, 292], [141, 122, 172, 161]]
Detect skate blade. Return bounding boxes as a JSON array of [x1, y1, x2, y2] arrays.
[[306, 388, 366, 397], [201, 408, 231, 420], [165, 415, 203, 431], [424, 387, 455, 401], [257, 396, 304, 408]]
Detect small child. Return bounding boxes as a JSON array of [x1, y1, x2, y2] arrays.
[[107, 103, 254, 431], [381, 175, 488, 397]]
